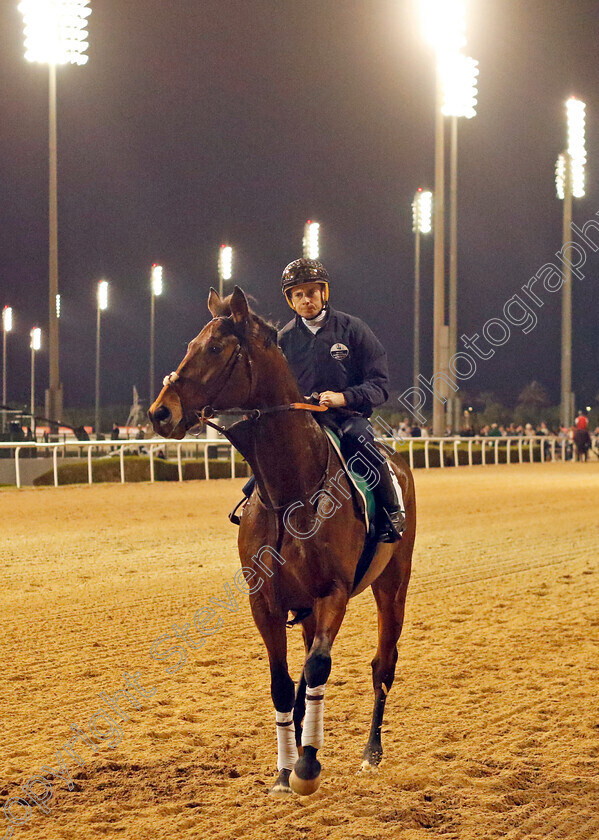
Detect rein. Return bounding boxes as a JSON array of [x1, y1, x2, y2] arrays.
[[195, 401, 328, 436]]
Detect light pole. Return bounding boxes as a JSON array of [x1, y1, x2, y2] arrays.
[[2, 307, 13, 432], [556, 97, 586, 429], [412, 189, 433, 393], [30, 327, 41, 425], [19, 0, 91, 428], [418, 0, 466, 436], [218, 245, 233, 298], [149, 264, 163, 402], [440, 50, 479, 431], [95, 280, 108, 436], [303, 221, 320, 259]]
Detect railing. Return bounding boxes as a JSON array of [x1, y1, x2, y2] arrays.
[[0, 434, 573, 489], [386, 435, 568, 471], [0, 438, 237, 489]]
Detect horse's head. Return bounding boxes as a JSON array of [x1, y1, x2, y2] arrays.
[[148, 286, 280, 439]]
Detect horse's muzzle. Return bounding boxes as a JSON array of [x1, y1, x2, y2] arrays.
[[148, 389, 186, 439]]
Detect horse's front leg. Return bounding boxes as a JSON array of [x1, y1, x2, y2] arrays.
[[250, 598, 297, 796], [290, 587, 347, 796]]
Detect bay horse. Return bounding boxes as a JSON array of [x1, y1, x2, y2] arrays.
[[148, 287, 415, 797]]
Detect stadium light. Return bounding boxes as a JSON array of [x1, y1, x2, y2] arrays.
[[418, 0, 476, 434], [2, 307, 14, 432], [218, 245, 233, 297], [30, 327, 42, 420], [441, 52, 479, 430], [149, 264, 163, 401], [556, 96, 587, 428], [95, 280, 108, 436], [97, 279, 109, 311], [419, 0, 468, 435], [151, 263, 163, 297], [412, 190, 433, 394], [19, 0, 92, 427], [440, 52, 478, 119], [303, 221, 320, 260], [567, 96, 586, 198], [418, 0, 466, 54], [412, 189, 433, 234], [19, 0, 91, 65]]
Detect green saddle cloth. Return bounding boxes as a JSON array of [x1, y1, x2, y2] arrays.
[[323, 427, 376, 528]]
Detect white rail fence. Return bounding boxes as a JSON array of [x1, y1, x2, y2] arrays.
[[0, 435, 570, 489]]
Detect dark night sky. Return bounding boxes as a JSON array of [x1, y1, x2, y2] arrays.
[[1, 0, 598, 414]]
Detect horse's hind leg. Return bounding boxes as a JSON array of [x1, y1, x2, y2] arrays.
[[250, 600, 297, 797], [293, 613, 316, 751], [363, 547, 412, 771], [289, 587, 347, 796]]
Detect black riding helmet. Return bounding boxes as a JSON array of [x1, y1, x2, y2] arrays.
[[281, 258, 330, 307]]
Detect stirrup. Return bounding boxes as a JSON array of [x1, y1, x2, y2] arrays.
[[228, 496, 246, 526]]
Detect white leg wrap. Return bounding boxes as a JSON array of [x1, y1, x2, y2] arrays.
[[301, 684, 325, 750], [276, 710, 298, 771]]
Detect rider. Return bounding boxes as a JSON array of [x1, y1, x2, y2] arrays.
[[278, 258, 404, 543]]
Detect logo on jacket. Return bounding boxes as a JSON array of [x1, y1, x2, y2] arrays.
[[330, 342, 349, 360]]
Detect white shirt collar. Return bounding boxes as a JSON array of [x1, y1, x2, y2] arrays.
[[301, 308, 328, 333]]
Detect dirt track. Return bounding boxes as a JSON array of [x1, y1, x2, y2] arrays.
[[0, 462, 598, 840]]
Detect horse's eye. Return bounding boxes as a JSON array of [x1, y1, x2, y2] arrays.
[[208, 344, 223, 355]]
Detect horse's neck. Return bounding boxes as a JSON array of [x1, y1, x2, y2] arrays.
[[228, 350, 329, 508], [251, 412, 328, 508]]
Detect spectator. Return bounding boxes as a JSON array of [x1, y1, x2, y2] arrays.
[[488, 423, 501, 438]]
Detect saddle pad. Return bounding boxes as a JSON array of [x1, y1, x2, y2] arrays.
[[323, 427, 376, 532]]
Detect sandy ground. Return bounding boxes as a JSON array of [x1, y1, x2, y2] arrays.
[[0, 462, 598, 840]]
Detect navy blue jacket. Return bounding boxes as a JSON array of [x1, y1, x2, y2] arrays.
[[278, 306, 389, 418]]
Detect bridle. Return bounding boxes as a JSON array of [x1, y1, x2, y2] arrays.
[[161, 317, 330, 438]]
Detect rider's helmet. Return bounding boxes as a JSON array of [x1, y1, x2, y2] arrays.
[[281, 258, 330, 308]]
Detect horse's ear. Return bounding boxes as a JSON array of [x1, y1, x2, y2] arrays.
[[207, 287, 221, 318], [230, 286, 249, 324]]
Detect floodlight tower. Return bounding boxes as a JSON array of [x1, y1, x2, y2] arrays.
[[30, 327, 42, 420], [218, 245, 233, 298], [418, 0, 466, 436], [149, 264, 163, 402], [412, 189, 433, 393], [440, 50, 479, 431], [18, 0, 92, 428], [303, 221, 320, 259], [95, 280, 108, 436], [556, 96, 586, 428], [2, 307, 13, 432]]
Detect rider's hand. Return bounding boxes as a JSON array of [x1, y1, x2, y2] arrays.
[[319, 391, 347, 408]]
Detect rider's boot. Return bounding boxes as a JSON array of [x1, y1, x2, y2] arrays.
[[372, 461, 405, 543]]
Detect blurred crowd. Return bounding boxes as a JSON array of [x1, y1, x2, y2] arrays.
[[394, 414, 599, 452]]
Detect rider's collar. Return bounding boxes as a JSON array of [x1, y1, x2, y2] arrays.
[[300, 306, 328, 331]]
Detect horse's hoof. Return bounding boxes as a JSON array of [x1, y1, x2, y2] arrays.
[[269, 782, 294, 798], [269, 769, 293, 798], [360, 759, 380, 773], [289, 769, 321, 796]]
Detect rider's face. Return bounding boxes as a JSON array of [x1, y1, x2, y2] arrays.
[[289, 283, 325, 318]]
